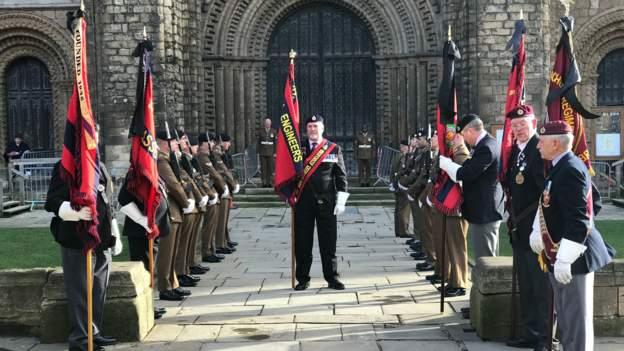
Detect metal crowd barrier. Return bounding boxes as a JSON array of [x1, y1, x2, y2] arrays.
[[373, 146, 399, 186], [591, 161, 615, 200], [8, 158, 59, 208], [231, 145, 260, 187]]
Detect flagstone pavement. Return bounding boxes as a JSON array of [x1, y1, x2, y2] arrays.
[[1, 206, 623, 351]]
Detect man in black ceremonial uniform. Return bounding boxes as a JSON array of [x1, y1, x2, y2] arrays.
[[44, 130, 117, 350], [294, 114, 349, 291], [530, 121, 614, 351], [504, 105, 549, 351]]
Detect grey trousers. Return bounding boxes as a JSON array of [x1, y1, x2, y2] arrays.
[[550, 272, 594, 351], [513, 247, 549, 344], [61, 246, 111, 350], [468, 220, 500, 259]]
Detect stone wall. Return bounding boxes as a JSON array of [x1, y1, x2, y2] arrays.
[[0, 262, 153, 342], [471, 256, 624, 340]]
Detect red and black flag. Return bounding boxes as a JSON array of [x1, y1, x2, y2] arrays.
[[61, 8, 101, 251], [274, 55, 304, 206], [127, 38, 161, 239], [432, 38, 463, 215], [499, 18, 527, 187], [546, 16, 599, 173]]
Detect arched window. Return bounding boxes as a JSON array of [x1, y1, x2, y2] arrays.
[[597, 48, 624, 106]]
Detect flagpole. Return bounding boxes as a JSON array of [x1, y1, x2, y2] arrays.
[[289, 49, 297, 290], [439, 24, 452, 314], [86, 249, 93, 351]]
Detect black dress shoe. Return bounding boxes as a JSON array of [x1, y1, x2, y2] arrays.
[[177, 275, 198, 287], [327, 279, 345, 290], [411, 252, 427, 260], [94, 334, 117, 346], [294, 281, 310, 291], [202, 255, 222, 263], [228, 241, 239, 246], [216, 247, 234, 254], [159, 290, 184, 301], [215, 254, 226, 259], [409, 244, 422, 251], [416, 262, 434, 271], [187, 274, 201, 282], [155, 307, 166, 313], [405, 238, 417, 245], [425, 274, 441, 281], [155, 311, 165, 320], [174, 287, 192, 296], [444, 287, 466, 297], [190, 266, 208, 275], [506, 338, 538, 348]]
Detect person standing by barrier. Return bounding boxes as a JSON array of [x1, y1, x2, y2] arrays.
[[257, 117, 277, 187], [390, 140, 411, 238], [3, 133, 30, 163], [355, 124, 375, 187]]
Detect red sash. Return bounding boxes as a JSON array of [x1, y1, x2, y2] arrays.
[[292, 139, 337, 204]]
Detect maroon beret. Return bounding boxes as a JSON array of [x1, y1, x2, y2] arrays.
[[506, 104, 535, 119], [539, 120, 573, 135]]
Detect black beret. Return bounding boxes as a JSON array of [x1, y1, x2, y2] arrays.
[[198, 133, 209, 143], [156, 130, 174, 141], [209, 132, 217, 141], [189, 135, 198, 146], [400, 139, 409, 146], [415, 128, 426, 138], [506, 104, 535, 119], [305, 114, 324, 125], [220, 133, 231, 142], [539, 120, 572, 135], [176, 129, 186, 138], [456, 113, 480, 133]]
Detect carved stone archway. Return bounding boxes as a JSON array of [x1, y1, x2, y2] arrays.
[[0, 13, 73, 154]]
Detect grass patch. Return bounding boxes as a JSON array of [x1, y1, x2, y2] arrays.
[[0, 227, 131, 270], [470, 220, 623, 259]]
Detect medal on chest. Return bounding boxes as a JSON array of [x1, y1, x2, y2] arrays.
[[515, 163, 526, 185], [542, 180, 552, 208]]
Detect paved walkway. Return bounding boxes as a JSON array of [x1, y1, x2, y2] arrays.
[[1, 206, 623, 350]]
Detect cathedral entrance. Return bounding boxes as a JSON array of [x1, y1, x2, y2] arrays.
[[6, 57, 53, 151], [267, 3, 376, 173]]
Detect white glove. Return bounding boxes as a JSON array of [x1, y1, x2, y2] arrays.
[[221, 185, 230, 198], [208, 195, 219, 206], [529, 213, 544, 254], [59, 201, 92, 221], [199, 195, 209, 207], [120, 202, 149, 230], [554, 238, 587, 285], [388, 184, 395, 192], [111, 218, 123, 256], [182, 199, 196, 214], [407, 194, 414, 202], [439, 156, 461, 183], [397, 182, 408, 191], [233, 184, 240, 194], [333, 191, 350, 216]]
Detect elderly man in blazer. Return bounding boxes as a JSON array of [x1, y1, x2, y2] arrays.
[[439, 114, 504, 259]]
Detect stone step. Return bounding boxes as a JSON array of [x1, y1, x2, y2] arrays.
[[2, 200, 20, 209], [612, 198, 624, 208], [234, 192, 393, 202], [2, 204, 31, 216], [235, 199, 394, 208], [243, 186, 391, 195]]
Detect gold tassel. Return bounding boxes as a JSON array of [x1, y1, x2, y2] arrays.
[[538, 252, 549, 273]]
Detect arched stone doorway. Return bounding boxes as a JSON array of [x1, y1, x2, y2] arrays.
[[266, 3, 376, 170], [6, 57, 53, 150]]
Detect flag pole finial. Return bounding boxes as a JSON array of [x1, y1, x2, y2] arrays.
[[289, 49, 297, 64], [80, 0, 85, 11], [520, 9, 524, 20], [143, 26, 147, 40], [447, 25, 452, 41]]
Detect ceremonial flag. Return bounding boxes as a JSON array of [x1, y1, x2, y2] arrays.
[[61, 9, 100, 252], [546, 16, 599, 173], [432, 38, 463, 214], [127, 38, 161, 239], [274, 53, 304, 206], [499, 19, 527, 187]]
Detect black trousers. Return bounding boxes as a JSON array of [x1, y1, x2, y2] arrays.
[[127, 236, 159, 272], [294, 196, 338, 283], [512, 245, 550, 344]]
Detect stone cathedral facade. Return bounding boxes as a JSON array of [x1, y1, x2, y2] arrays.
[[0, 0, 623, 168]]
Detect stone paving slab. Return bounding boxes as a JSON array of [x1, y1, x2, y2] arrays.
[[3, 206, 624, 350]]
